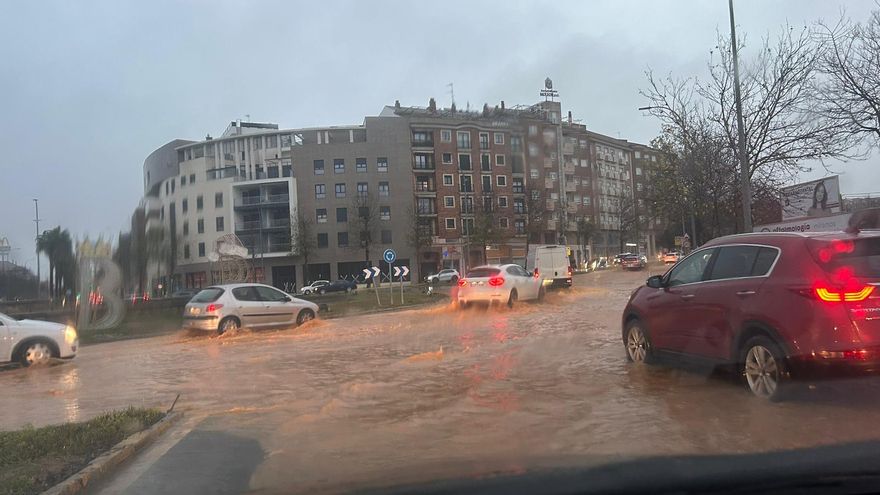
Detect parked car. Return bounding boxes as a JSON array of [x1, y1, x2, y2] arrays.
[[622, 230, 880, 400], [663, 251, 680, 264], [299, 280, 330, 295], [612, 253, 633, 266], [317, 279, 357, 294], [621, 255, 646, 270], [526, 245, 572, 288], [184, 283, 320, 334], [0, 311, 78, 366], [426, 268, 460, 284], [457, 264, 545, 308], [171, 288, 199, 300]]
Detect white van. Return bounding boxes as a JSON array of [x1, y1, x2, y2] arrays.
[[526, 245, 572, 288]]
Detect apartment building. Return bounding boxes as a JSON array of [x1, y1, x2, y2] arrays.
[[142, 116, 413, 292]]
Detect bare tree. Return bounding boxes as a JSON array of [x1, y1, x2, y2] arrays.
[[523, 183, 546, 253], [642, 25, 860, 232], [351, 192, 380, 267], [815, 8, 880, 149], [290, 211, 316, 285], [469, 193, 506, 265], [406, 204, 434, 282]]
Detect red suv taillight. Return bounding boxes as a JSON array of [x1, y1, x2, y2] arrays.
[[458, 278, 467, 287], [206, 303, 224, 312], [567, 265, 573, 276], [488, 276, 505, 287], [814, 286, 875, 302], [534, 268, 539, 278]]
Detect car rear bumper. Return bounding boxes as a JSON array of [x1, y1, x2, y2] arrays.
[[183, 315, 219, 331], [543, 277, 572, 288], [788, 348, 880, 379], [457, 288, 508, 305]]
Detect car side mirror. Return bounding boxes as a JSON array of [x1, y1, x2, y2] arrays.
[[284, 296, 292, 302], [646, 275, 664, 289]]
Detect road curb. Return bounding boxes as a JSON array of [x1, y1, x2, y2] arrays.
[[322, 296, 449, 319], [42, 411, 183, 495]]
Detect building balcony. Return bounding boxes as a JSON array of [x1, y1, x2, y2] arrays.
[[543, 157, 553, 168], [234, 194, 290, 208], [563, 142, 575, 154], [566, 204, 578, 214], [565, 182, 577, 192], [546, 200, 556, 211], [412, 139, 434, 148], [544, 178, 555, 189], [563, 162, 576, 174], [546, 219, 557, 230]]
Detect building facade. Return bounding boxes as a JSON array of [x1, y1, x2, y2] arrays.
[[141, 88, 664, 291]]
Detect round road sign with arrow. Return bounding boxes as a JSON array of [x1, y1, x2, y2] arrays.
[[383, 248, 396, 264]]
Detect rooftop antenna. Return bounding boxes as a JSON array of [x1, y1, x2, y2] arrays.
[[447, 83, 455, 107]]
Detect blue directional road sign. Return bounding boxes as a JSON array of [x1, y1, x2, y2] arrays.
[[383, 248, 396, 264]]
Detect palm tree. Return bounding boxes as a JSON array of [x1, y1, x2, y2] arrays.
[[36, 227, 75, 300]]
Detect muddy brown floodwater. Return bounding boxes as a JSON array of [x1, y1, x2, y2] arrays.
[[5, 268, 880, 493]]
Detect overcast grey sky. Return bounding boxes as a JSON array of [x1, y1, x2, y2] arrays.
[[1, 0, 876, 271]]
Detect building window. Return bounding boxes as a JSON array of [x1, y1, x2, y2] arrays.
[[314, 159, 325, 175], [190, 173, 195, 184], [512, 178, 524, 193], [445, 218, 456, 229], [315, 184, 326, 199], [334, 159, 345, 173], [494, 133, 504, 145], [413, 153, 434, 170], [198, 242, 206, 257], [513, 198, 525, 213], [197, 218, 205, 234], [356, 157, 367, 173], [636, 167, 642, 176], [182, 198, 188, 213], [528, 125, 537, 136], [442, 152, 453, 164], [458, 154, 472, 170], [214, 192, 223, 208], [337, 231, 349, 247], [497, 175, 507, 187], [444, 196, 455, 208], [266, 135, 277, 148], [316, 208, 328, 223], [317, 233, 328, 248], [377, 157, 388, 173], [181, 175, 187, 186], [499, 217, 509, 229], [281, 158, 292, 177], [381, 230, 392, 244], [532, 189, 541, 200], [495, 154, 506, 166], [498, 196, 508, 208], [637, 183, 643, 192], [481, 175, 492, 192], [442, 174, 454, 186], [511, 136, 522, 153], [196, 195, 203, 211], [481, 154, 491, 171], [460, 175, 473, 193], [457, 131, 471, 149], [335, 183, 346, 198], [378, 181, 389, 197], [182, 221, 189, 235], [479, 132, 490, 150], [380, 206, 391, 221], [216, 216, 225, 232], [412, 130, 433, 145], [514, 219, 525, 234], [336, 208, 348, 223], [183, 244, 190, 258], [440, 129, 452, 142], [462, 218, 474, 235], [530, 169, 539, 179]]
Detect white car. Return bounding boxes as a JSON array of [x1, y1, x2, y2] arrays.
[[0, 311, 78, 366], [299, 280, 330, 295], [456, 264, 545, 308], [426, 269, 460, 284], [184, 283, 320, 334]]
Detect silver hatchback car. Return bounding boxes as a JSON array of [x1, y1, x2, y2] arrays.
[[184, 283, 320, 334]]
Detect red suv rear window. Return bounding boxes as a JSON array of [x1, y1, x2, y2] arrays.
[[809, 237, 880, 278]]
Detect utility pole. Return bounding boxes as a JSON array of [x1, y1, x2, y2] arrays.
[[728, 0, 752, 232], [33, 199, 41, 299]]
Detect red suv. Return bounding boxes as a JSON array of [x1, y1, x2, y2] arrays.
[[622, 231, 880, 400]]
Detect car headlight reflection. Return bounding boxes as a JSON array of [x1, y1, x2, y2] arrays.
[[65, 325, 78, 344]]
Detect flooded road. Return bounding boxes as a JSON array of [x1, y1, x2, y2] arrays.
[[5, 268, 880, 492]]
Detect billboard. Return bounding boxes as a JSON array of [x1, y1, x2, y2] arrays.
[[754, 213, 851, 233], [781, 176, 841, 220]]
